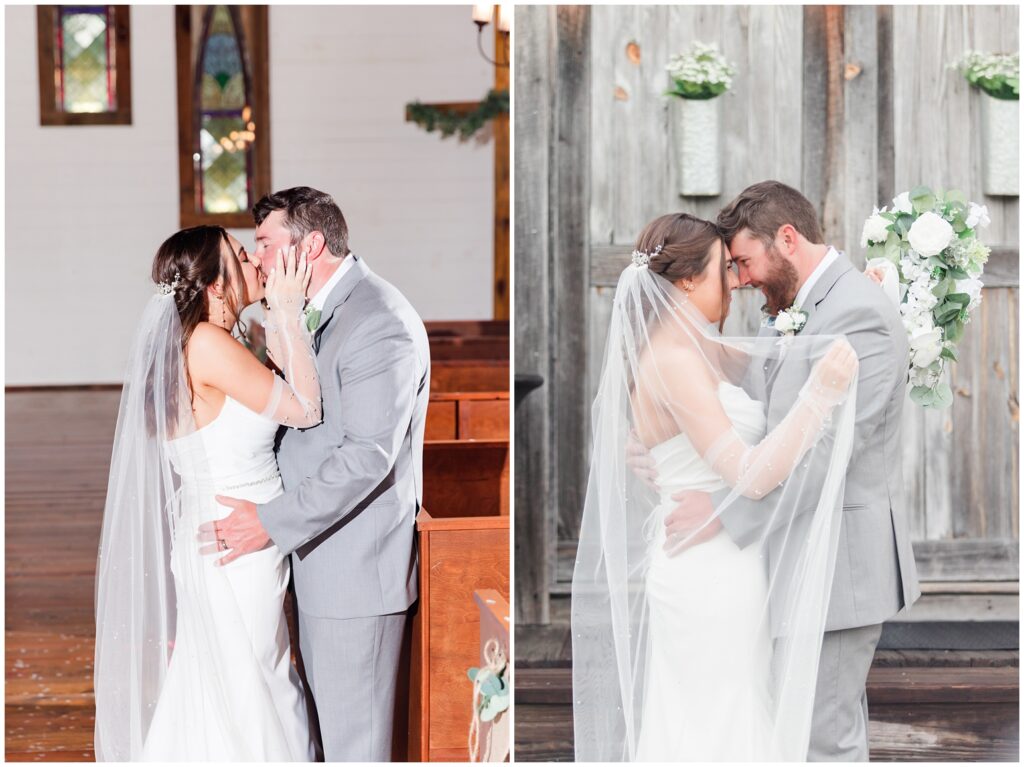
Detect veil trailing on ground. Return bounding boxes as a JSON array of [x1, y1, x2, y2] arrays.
[[571, 259, 858, 761], [93, 294, 249, 760]]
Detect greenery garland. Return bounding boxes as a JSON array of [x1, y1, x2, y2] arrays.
[[406, 89, 509, 139]]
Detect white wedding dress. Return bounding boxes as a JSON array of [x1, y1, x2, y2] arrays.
[[142, 395, 314, 761], [635, 381, 780, 762]]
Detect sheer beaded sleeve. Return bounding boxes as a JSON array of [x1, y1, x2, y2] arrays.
[[260, 306, 323, 428], [701, 373, 853, 499]]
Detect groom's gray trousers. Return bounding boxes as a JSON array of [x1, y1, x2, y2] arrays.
[[298, 609, 407, 761], [807, 623, 884, 762]]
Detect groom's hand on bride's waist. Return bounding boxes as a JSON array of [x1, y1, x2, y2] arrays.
[[197, 496, 272, 566], [663, 491, 720, 556], [626, 430, 659, 491]]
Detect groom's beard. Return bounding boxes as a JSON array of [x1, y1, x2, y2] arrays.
[[760, 249, 800, 315]]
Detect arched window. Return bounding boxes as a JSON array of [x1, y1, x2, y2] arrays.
[[176, 5, 270, 228]]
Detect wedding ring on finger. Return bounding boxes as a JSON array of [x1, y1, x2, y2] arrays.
[[218, 539, 228, 551]]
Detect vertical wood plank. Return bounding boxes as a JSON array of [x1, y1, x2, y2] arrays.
[[513, 4, 553, 624], [552, 5, 592, 544], [842, 4, 878, 263]]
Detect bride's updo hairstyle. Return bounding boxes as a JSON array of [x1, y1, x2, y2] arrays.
[[635, 212, 729, 329], [151, 225, 243, 350]]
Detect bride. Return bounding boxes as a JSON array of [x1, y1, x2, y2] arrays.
[[94, 226, 319, 760], [571, 213, 859, 761]]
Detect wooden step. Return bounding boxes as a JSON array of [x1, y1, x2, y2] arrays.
[[515, 665, 1019, 705]]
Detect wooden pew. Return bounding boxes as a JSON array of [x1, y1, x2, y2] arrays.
[[421, 439, 509, 518], [427, 321, 509, 361], [407, 440, 511, 761], [425, 320, 509, 339], [425, 392, 510, 441], [431, 361, 509, 394]]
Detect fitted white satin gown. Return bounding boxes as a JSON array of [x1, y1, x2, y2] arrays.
[[142, 395, 314, 761], [635, 382, 780, 762]]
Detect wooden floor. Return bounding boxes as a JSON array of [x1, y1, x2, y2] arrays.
[[6, 389, 122, 760], [514, 622, 1020, 762]]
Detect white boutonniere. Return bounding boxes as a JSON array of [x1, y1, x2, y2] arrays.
[[765, 303, 811, 335], [773, 305, 808, 337]]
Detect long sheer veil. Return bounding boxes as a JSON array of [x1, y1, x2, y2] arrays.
[[93, 292, 251, 759], [571, 260, 858, 761]]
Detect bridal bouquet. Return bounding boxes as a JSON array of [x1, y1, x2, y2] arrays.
[[861, 186, 990, 409], [665, 42, 736, 99]]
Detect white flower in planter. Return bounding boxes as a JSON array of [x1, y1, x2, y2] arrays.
[[907, 212, 954, 257]]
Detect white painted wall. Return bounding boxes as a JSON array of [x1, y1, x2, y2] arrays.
[[5, 4, 494, 385]]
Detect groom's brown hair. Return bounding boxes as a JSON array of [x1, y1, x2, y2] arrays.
[[717, 181, 824, 247], [253, 186, 351, 256]]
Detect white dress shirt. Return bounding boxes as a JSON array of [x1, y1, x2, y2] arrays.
[[308, 254, 355, 311], [794, 246, 840, 308]]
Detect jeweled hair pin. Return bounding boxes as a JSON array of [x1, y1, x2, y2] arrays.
[[631, 244, 663, 268], [156, 270, 182, 296]]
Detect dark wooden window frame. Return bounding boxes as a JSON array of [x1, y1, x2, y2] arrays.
[[175, 5, 271, 229], [37, 5, 133, 126]]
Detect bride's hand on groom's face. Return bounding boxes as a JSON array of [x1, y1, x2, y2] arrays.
[[663, 491, 719, 556], [265, 245, 313, 313]]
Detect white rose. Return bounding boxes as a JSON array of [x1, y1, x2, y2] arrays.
[[955, 277, 984, 310], [909, 326, 944, 368], [774, 312, 795, 333], [892, 191, 913, 214], [907, 212, 954, 257], [860, 212, 891, 248], [966, 203, 990, 230]]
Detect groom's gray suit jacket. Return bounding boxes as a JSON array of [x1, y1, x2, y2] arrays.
[[258, 255, 430, 620], [720, 253, 920, 633]]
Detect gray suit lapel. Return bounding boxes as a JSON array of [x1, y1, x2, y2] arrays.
[[313, 255, 370, 352], [764, 253, 854, 398], [802, 253, 854, 321]]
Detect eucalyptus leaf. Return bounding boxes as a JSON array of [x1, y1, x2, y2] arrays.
[[940, 346, 958, 362], [946, 292, 971, 306], [933, 383, 954, 409], [910, 386, 936, 407], [910, 186, 936, 213]]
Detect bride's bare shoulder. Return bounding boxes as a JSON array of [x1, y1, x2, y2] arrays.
[[185, 323, 253, 375], [186, 322, 234, 356]]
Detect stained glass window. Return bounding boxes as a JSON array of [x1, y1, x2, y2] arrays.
[[37, 5, 132, 125], [196, 6, 253, 214], [58, 6, 114, 112], [176, 5, 269, 227]]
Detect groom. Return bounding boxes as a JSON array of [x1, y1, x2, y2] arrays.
[[664, 181, 920, 761], [204, 186, 430, 761]]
